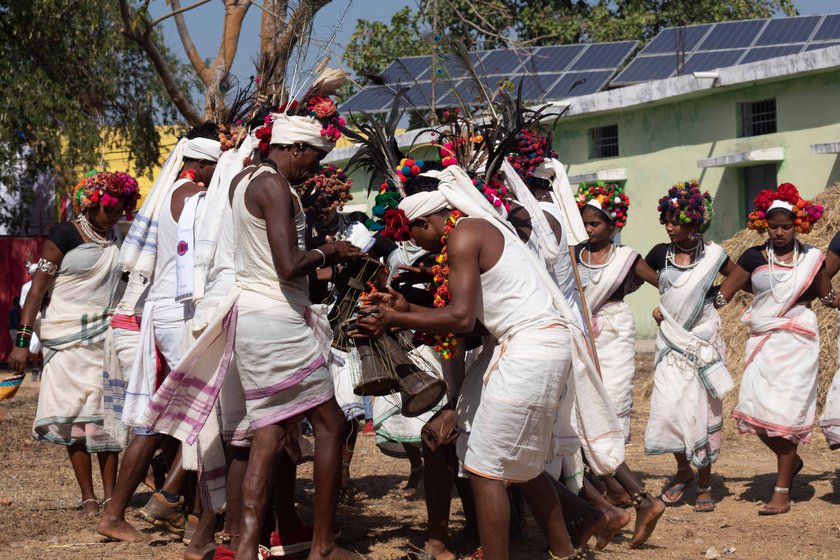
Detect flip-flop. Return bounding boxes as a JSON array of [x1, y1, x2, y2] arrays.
[[661, 482, 688, 504], [693, 499, 715, 513]]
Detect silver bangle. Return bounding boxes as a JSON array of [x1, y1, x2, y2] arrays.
[[713, 290, 728, 309], [38, 257, 58, 276], [820, 288, 837, 307], [312, 248, 327, 267]]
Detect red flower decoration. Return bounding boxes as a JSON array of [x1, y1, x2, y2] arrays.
[[383, 208, 412, 241]]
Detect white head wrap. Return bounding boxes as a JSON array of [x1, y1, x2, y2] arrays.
[[183, 137, 223, 162], [270, 113, 335, 152], [532, 159, 588, 245], [585, 199, 604, 211], [768, 199, 794, 212]]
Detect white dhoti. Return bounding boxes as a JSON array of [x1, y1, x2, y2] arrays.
[[329, 349, 366, 421], [592, 301, 636, 442]]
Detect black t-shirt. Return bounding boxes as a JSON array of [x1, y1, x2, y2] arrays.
[[47, 221, 85, 255], [574, 243, 641, 301], [737, 245, 823, 303], [644, 242, 730, 274]]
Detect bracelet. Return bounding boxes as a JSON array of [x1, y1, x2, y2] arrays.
[[17, 325, 33, 334], [38, 257, 58, 276], [820, 288, 837, 307], [312, 248, 327, 267], [713, 290, 728, 309]]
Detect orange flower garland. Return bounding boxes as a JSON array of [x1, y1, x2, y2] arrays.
[[431, 209, 464, 359]]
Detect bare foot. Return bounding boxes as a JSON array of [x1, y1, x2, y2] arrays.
[[307, 544, 361, 559], [568, 506, 607, 549], [403, 466, 424, 500], [184, 541, 217, 560], [595, 505, 631, 550], [629, 495, 665, 548], [761, 490, 791, 513], [425, 539, 457, 560], [79, 498, 99, 518], [97, 512, 148, 543]]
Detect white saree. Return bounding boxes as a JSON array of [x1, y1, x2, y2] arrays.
[[819, 310, 840, 449], [33, 241, 123, 452], [644, 242, 731, 468], [733, 245, 823, 444], [578, 245, 640, 442]]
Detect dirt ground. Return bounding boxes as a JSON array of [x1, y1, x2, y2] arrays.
[[2, 354, 840, 560]]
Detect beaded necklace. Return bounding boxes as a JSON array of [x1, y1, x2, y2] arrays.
[[431, 209, 464, 359], [766, 240, 798, 302], [77, 215, 114, 248], [582, 242, 615, 285]]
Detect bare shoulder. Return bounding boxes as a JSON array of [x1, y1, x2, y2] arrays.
[[245, 168, 291, 218], [449, 218, 502, 248]]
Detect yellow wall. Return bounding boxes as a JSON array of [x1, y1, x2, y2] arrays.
[[99, 129, 180, 206]]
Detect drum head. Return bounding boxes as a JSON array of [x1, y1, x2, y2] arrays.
[[400, 378, 447, 417]]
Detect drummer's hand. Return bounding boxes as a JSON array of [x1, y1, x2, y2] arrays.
[[421, 408, 459, 451], [350, 308, 389, 339], [322, 238, 365, 262], [362, 287, 409, 313], [315, 267, 333, 281], [8, 346, 29, 374], [652, 306, 663, 325], [393, 263, 434, 285]]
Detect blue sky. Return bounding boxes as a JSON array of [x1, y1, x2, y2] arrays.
[[148, 0, 832, 84]]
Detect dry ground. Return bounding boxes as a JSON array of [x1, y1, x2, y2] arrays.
[[2, 354, 840, 560]]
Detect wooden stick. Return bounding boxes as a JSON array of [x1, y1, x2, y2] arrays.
[[568, 244, 602, 379]]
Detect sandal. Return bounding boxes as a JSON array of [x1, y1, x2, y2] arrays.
[[758, 486, 791, 516], [693, 486, 715, 512], [339, 486, 368, 503], [661, 466, 693, 504]]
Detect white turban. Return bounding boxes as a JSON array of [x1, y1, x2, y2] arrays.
[[270, 113, 335, 152], [531, 159, 588, 245], [768, 199, 794, 212], [183, 137, 223, 162]]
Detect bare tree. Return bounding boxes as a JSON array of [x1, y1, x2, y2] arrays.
[[117, 0, 332, 125]]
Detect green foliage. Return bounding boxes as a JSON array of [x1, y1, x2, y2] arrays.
[[0, 0, 190, 233]]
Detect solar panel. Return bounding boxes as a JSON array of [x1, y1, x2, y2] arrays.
[[548, 71, 614, 98], [478, 49, 528, 75], [682, 50, 746, 74], [814, 14, 840, 41], [755, 15, 820, 46], [741, 45, 802, 64], [380, 57, 431, 84], [339, 86, 394, 113], [613, 14, 840, 85], [569, 41, 637, 70], [611, 55, 677, 85], [641, 24, 713, 54], [526, 45, 585, 73], [806, 41, 840, 51], [697, 20, 765, 50]]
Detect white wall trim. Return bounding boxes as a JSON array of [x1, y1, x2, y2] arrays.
[[697, 147, 784, 168]]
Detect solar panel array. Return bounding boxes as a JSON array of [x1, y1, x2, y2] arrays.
[[613, 14, 840, 85], [340, 14, 840, 113], [340, 41, 638, 113]]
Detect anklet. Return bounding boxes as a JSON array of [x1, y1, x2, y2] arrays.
[[564, 506, 594, 530], [774, 486, 790, 494], [630, 490, 649, 509], [549, 548, 586, 559], [698, 486, 712, 494]]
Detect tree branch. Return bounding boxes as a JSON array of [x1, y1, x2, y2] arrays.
[[170, 0, 212, 84], [148, 0, 213, 28], [117, 0, 204, 125]]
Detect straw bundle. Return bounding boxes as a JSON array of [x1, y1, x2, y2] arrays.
[[717, 183, 840, 428]]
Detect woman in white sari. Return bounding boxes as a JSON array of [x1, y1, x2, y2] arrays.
[[9, 171, 140, 516], [646, 181, 736, 514], [717, 184, 834, 515]]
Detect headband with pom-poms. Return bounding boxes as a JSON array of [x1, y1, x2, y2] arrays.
[[748, 183, 823, 234], [657, 180, 714, 233], [577, 181, 630, 229], [506, 128, 557, 181], [72, 170, 141, 220], [383, 208, 412, 241]]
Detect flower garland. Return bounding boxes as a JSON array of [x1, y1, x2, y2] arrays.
[[179, 167, 205, 188], [656, 180, 714, 233], [305, 95, 345, 142], [431, 209, 464, 359], [300, 163, 353, 210], [72, 170, 141, 220], [748, 182, 823, 234], [576, 181, 630, 229], [254, 113, 274, 158]]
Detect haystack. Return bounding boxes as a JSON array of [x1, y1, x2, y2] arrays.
[[717, 183, 840, 431]]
